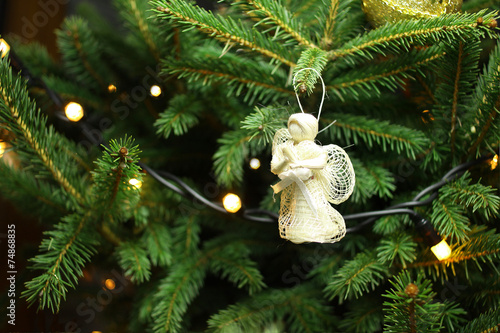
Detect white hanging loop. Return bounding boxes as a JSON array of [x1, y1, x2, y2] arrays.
[[292, 67, 326, 121]]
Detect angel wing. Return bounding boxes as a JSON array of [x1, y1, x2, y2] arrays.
[[270, 128, 293, 175], [317, 144, 355, 204]]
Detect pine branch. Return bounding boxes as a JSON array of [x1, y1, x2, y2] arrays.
[[328, 47, 445, 101], [115, 0, 163, 61], [466, 41, 500, 159], [117, 241, 152, 283], [457, 308, 500, 333], [431, 197, 471, 243], [294, 48, 328, 95], [141, 222, 173, 267], [155, 94, 203, 139], [376, 233, 417, 268], [22, 212, 98, 312], [213, 130, 250, 187], [207, 284, 332, 333], [91, 136, 142, 220], [172, 214, 201, 257], [440, 171, 500, 219], [338, 298, 383, 333], [241, 105, 289, 145], [56, 17, 113, 90], [161, 45, 292, 104], [324, 251, 388, 303], [329, 10, 498, 66], [152, 0, 297, 67], [431, 39, 481, 160], [152, 238, 265, 332], [349, 158, 396, 204], [244, 0, 315, 47], [0, 58, 86, 207], [383, 271, 444, 333], [323, 114, 431, 159]]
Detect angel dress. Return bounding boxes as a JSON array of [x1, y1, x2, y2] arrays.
[[271, 114, 355, 244]]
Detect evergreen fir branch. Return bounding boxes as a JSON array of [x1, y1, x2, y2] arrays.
[[209, 241, 266, 294], [116, 241, 152, 283], [328, 47, 445, 100], [294, 48, 328, 95], [22, 212, 98, 312], [440, 301, 467, 333], [172, 215, 201, 257], [466, 41, 500, 159], [383, 270, 443, 333], [0, 58, 85, 206], [152, 253, 208, 333], [338, 298, 383, 333], [56, 17, 113, 90], [152, 239, 261, 332], [329, 10, 498, 66], [207, 284, 332, 333], [440, 171, 500, 219], [42, 75, 104, 109], [152, 0, 297, 67], [349, 158, 396, 204], [324, 114, 430, 159], [0, 162, 69, 218], [243, 0, 315, 47], [155, 94, 203, 139], [213, 130, 250, 187], [324, 251, 388, 303], [11, 41, 63, 78], [431, 39, 481, 159], [373, 215, 407, 236], [377, 233, 417, 268], [141, 222, 173, 267], [307, 253, 342, 284], [241, 105, 289, 145], [91, 136, 142, 220], [115, 0, 163, 60], [316, 0, 365, 50], [458, 308, 500, 333], [161, 46, 292, 104], [431, 197, 471, 243]]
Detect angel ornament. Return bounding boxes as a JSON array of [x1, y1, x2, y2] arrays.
[[271, 112, 355, 244]]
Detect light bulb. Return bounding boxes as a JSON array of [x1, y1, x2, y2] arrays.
[[0, 39, 10, 58], [490, 154, 498, 170], [129, 178, 142, 189], [64, 102, 84, 122], [223, 193, 242, 213], [150, 85, 162, 97], [104, 278, 116, 290], [108, 84, 117, 93], [0, 141, 6, 158], [249, 158, 261, 170], [431, 239, 452, 261]]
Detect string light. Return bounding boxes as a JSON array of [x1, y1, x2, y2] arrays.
[[490, 154, 498, 170], [431, 239, 452, 261], [129, 178, 143, 188], [415, 217, 451, 261], [150, 85, 162, 97], [64, 102, 84, 122], [0, 39, 10, 58], [223, 193, 242, 213], [0, 141, 6, 158], [104, 278, 116, 290], [108, 84, 117, 93], [249, 158, 261, 170]]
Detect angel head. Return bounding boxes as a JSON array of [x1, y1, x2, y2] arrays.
[[288, 113, 318, 143]]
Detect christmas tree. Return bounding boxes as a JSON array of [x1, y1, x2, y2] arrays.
[[1, 0, 499, 332]]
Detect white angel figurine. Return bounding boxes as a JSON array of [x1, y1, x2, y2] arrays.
[[271, 113, 355, 244]]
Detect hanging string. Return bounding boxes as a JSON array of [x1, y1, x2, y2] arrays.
[[292, 67, 326, 120]]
